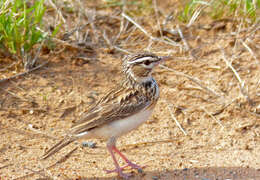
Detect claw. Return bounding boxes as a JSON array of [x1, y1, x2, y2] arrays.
[[127, 161, 146, 171], [104, 162, 145, 174], [104, 164, 128, 174], [104, 166, 132, 179], [106, 144, 146, 178]]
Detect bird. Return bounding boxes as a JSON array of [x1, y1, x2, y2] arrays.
[[41, 52, 167, 178]]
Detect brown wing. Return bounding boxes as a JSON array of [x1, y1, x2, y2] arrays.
[[41, 87, 150, 160], [69, 87, 150, 135]]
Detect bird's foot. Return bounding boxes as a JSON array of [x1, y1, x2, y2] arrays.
[[104, 166, 132, 179], [126, 161, 146, 173], [104, 164, 128, 174], [104, 162, 145, 175]]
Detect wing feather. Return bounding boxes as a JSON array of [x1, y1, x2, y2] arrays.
[[69, 87, 149, 135]]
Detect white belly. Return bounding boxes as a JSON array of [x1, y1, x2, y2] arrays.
[[91, 108, 153, 139]]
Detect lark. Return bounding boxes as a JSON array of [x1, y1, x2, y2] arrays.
[[42, 52, 167, 178]]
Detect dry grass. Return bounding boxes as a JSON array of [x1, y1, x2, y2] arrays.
[[0, 0, 260, 179]]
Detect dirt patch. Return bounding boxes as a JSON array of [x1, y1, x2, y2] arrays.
[[0, 1, 260, 179]]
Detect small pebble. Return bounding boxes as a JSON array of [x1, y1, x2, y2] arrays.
[[82, 141, 96, 148], [152, 176, 159, 180], [137, 168, 143, 174]]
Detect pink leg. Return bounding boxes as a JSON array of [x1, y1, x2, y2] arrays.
[[112, 146, 145, 171], [105, 145, 131, 178], [105, 145, 145, 176]]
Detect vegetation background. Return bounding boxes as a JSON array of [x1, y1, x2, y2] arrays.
[[0, 0, 260, 179]]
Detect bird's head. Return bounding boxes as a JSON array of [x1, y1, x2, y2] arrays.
[[122, 52, 167, 83]]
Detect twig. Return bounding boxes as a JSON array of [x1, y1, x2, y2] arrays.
[[187, 7, 203, 27], [162, 36, 182, 47], [162, 11, 174, 28], [122, 13, 155, 40], [186, 1, 211, 27], [103, 30, 132, 54], [212, 97, 237, 116], [113, 0, 127, 44], [153, 0, 162, 37], [0, 62, 17, 72], [103, 30, 113, 48], [232, 19, 243, 53], [30, 39, 45, 69], [0, 87, 30, 102], [202, 107, 224, 128], [120, 24, 137, 45], [248, 20, 260, 37], [177, 25, 189, 51], [146, 38, 154, 50], [166, 102, 187, 136], [219, 46, 250, 102], [85, 9, 98, 43], [113, 46, 132, 54], [62, 23, 89, 40], [159, 64, 222, 99], [0, 61, 48, 84], [48, 0, 66, 25], [240, 39, 258, 61], [122, 13, 181, 47]]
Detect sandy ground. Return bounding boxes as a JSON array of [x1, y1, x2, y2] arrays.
[[0, 1, 260, 179]]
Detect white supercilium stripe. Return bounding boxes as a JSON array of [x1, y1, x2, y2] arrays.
[[127, 56, 154, 64]]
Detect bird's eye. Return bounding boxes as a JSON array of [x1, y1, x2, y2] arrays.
[[144, 60, 151, 66]]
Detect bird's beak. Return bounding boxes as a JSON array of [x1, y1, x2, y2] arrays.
[[160, 56, 171, 62], [155, 56, 171, 66]]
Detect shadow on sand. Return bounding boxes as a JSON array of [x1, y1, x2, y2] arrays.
[[71, 166, 260, 180]]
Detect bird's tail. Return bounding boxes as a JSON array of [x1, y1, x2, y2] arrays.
[[41, 136, 76, 160]]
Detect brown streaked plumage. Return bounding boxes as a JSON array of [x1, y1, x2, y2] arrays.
[[41, 52, 167, 178]]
